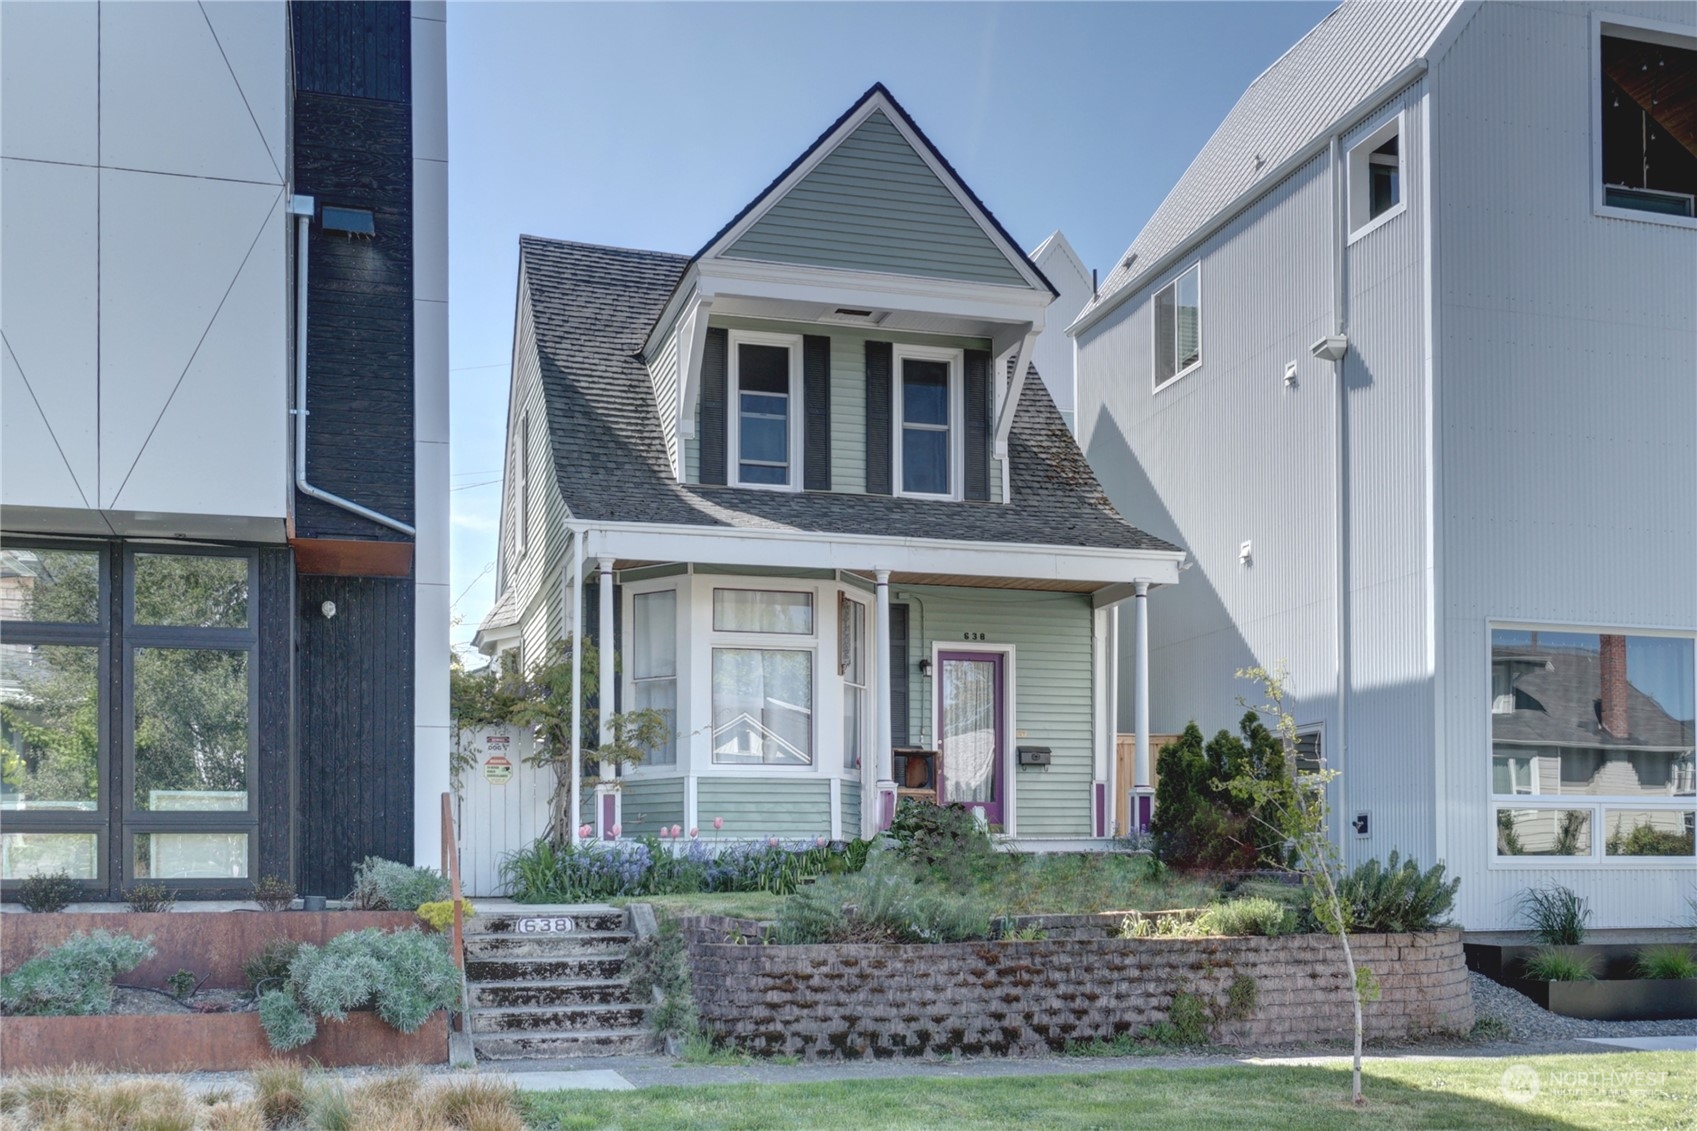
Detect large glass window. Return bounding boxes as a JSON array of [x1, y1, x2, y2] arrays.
[[713, 589, 813, 635], [712, 648, 812, 765], [2, 644, 100, 812], [841, 596, 867, 771], [132, 648, 249, 811], [1491, 627, 1695, 861], [1153, 264, 1201, 387], [632, 591, 677, 767], [1600, 30, 1697, 219], [731, 336, 798, 488]]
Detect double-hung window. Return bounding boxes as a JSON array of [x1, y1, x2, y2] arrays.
[[631, 591, 677, 766], [894, 345, 961, 498], [840, 595, 868, 771], [711, 589, 813, 766], [730, 332, 802, 489], [1153, 264, 1201, 389]]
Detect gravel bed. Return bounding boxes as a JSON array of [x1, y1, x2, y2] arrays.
[[1469, 971, 1697, 1040]]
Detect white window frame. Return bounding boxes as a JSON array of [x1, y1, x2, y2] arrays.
[[707, 585, 818, 771], [1151, 262, 1202, 392], [1347, 110, 1406, 242], [1485, 619, 1697, 868], [1591, 13, 1697, 231], [840, 593, 869, 773], [627, 587, 680, 771], [727, 329, 804, 492], [892, 343, 964, 500]]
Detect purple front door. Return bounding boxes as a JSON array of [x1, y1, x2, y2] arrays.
[[936, 651, 1005, 827]]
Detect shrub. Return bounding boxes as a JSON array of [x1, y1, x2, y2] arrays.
[[250, 1062, 307, 1127], [1522, 946, 1597, 982], [623, 921, 697, 1042], [773, 854, 990, 945], [167, 968, 198, 1000], [1195, 897, 1290, 937], [0, 930, 156, 1015], [889, 800, 996, 885], [347, 857, 449, 911], [415, 899, 475, 932], [243, 938, 302, 995], [1517, 884, 1590, 945], [1607, 820, 1695, 857], [1333, 851, 1460, 933], [256, 927, 461, 1050], [252, 874, 296, 912], [1156, 990, 1213, 1045], [500, 834, 861, 902], [124, 882, 175, 914], [1635, 944, 1697, 980], [16, 870, 79, 913]]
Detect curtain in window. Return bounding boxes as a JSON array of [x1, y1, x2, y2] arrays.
[[941, 657, 997, 805], [712, 648, 812, 765], [633, 591, 678, 765], [712, 589, 813, 634]]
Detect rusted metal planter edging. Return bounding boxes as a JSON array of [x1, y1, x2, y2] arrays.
[[0, 1009, 449, 1074]]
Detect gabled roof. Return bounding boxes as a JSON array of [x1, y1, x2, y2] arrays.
[[1077, 1, 1465, 327], [518, 235, 1177, 554], [1494, 647, 1694, 751]]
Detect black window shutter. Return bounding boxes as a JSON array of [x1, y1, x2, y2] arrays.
[[803, 334, 831, 491], [865, 341, 892, 495], [890, 602, 910, 746], [963, 349, 991, 501], [699, 327, 728, 485]]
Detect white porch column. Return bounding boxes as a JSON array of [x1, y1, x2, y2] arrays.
[[1132, 581, 1154, 834], [872, 569, 896, 833], [568, 530, 584, 846], [596, 556, 618, 839]]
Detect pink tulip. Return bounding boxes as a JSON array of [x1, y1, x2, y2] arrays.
[[817, 836, 827, 848], [578, 824, 592, 840], [713, 816, 724, 830], [689, 827, 699, 838], [671, 824, 683, 838], [611, 824, 621, 839], [768, 837, 779, 848], [658, 826, 670, 839]]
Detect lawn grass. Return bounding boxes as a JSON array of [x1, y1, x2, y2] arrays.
[[612, 890, 786, 920], [519, 1051, 1695, 1131]]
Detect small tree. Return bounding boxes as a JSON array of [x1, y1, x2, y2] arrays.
[[1227, 662, 1371, 1106]]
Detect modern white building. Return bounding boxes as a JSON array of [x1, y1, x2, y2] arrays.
[[1073, 0, 1695, 928], [1, 1, 450, 899]]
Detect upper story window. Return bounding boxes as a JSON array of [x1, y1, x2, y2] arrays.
[[1348, 114, 1405, 240], [1153, 263, 1201, 389], [1599, 26, 1697, 221], [730, 331, 802, 490], [894, 345, 962, 498]]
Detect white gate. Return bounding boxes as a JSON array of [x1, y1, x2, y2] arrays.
[[455, 724, 552, 897]]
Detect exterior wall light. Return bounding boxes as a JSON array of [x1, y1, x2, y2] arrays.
[[320, 601, 337, 619]]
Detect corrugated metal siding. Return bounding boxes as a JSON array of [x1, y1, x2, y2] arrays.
[[697, 778, 833, 839], [722, 111, 1028, 287], [1088, 1, 1462, 316], [1431, 2, 1697, 928], [1076, 152, 1345, 759], [620, 778, 685, 837], [898, 585, 1095, 837], [647, 329, 680, 478]]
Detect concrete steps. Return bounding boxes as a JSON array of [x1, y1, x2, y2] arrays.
[[461, 904, 655, 1061]]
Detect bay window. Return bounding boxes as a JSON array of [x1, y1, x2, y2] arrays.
[[632, 590, 677, 766], [710, 588, 814, 766], [840, 595, 868, 771], [1491, 626, 1695, 861]]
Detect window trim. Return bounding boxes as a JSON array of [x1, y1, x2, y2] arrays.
[[705, 582, 818, 772], [840, 593, 869, 773], [709, 644, 816, 769], [1484, 619, 1696, 868], [891, 343, 965, 500], [710, 586, 815, 636], [627, 586, 680, 772], [1591, 13, 1697, 231], [1151, 262, 1203, 393], [1347, 110, 1407, 243], [727, 329, 805, 492]]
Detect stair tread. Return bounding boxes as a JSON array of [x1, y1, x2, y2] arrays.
[[473, 1002, 648, 1016]]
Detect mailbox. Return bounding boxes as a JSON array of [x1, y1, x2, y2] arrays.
[[1016, 746, 1052, 767]]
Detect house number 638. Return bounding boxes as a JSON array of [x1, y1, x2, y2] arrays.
[[962, 632, 986, 641]]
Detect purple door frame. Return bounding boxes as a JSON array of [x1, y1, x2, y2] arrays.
[[935, 650, 1005, 827]]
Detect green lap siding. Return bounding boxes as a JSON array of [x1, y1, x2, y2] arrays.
[[902, 586, 1096, 837], [698, 778, 834, 840], [620, 778, 685, 836], [840, 782, 861, 838]]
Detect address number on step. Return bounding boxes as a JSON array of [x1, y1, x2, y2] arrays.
[[516, 916, 575, 934]]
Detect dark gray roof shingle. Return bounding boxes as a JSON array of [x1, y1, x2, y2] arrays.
[[520, 235, 1178, 554]]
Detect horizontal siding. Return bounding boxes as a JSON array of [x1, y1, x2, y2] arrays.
[[901, 585, 1096, 837], [697, 778, 833, 840], [723, 111, 1028, 287], [840, 783, 861, 840], [647, 328, 680, 478], [620, 778, 685, 837]]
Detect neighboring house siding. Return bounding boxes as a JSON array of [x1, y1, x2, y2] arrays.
[[722, 110, 1028, 287], [621, 778, 685, 837], [1430, 2, 1697, 928], [901, 585, 1096, 838], [698, 779, 833, 839]]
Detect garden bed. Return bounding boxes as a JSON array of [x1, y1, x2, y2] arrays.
[[1464, 937, 1697, 1021], [0, 1008, 447, 1073]]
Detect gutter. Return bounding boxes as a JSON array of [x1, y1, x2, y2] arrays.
[[290, 195, 416, 537], [1068, 59, 1430, 338]]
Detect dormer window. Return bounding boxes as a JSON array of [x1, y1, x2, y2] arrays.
[[894, 345, 963, 498], [729, 331, 803, 490]]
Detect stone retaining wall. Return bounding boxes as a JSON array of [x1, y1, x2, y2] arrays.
[[679, 917, 1472, 1059]]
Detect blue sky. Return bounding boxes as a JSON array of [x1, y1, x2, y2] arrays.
[[446, 1, 1336, 658]]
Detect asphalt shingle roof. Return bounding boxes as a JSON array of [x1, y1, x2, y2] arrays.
[[519, 235, 1178, 555], [1494, 648, 1694, 750], [1080, 0, 1463, 323]]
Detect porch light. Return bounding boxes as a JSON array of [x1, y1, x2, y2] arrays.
[[917, 658, 932, 678]]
